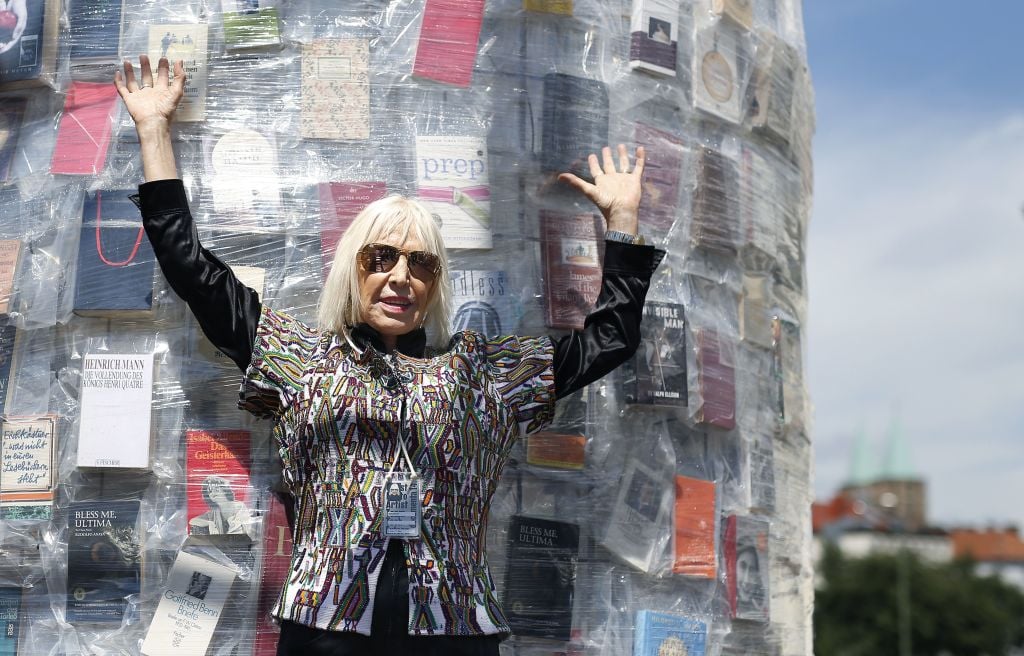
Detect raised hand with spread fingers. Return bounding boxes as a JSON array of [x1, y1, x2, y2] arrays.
[[558, 144, 645, 237], [113, 55, 187, 182]]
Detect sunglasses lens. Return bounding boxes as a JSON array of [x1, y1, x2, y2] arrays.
[[410, 252, 440, 278], [366, 245, 399, 272]]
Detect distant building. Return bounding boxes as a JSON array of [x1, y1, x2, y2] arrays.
[[949, 526, 1024, 592]]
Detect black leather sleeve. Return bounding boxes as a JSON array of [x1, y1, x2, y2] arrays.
[[551, 240, 667, 400], [135, 179, 261, 372]]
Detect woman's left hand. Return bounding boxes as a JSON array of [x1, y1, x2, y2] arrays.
[[559, 144, 645, 235]]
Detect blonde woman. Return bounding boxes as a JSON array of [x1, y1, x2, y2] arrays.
[[117, 56, 665, 656]]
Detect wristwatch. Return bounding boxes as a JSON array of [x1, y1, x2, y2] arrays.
[[605, 230, 647, 246]]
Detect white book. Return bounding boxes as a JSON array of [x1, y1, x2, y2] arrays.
[[206, 129, 281, 228], [692, 25, 742, 124], [76, 353, 154, 469], [415, 136, 491, 249], [601, 457, 674, 574], [147, 24, 209, 122], [628, 0, 679, 77], [141, 550, 236, 656]]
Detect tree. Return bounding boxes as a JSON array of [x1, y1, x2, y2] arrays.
[[814, 543, 1024, 656]]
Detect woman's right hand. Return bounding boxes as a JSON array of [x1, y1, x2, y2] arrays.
[[114, 55, 186, 135]]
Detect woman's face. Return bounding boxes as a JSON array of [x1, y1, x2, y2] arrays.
[[358, 230, 435, 345]]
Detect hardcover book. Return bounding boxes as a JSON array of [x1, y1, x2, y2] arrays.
[[0, 239, 21, 315], [318, 181, 387, 271], [147, 24, 209, 122], [724, 514, 770, 621], [739, 145, 776, 260], [629, 0, 678, 77], [68, 0, 126, 63], [66, 500, 142, 624], [691, 147, 738, 254], [634, 123, 684, 236], [412, 0, 485, 87], [692, 25, 742, 123], [739, 274, 772, 348], [50, 81, 120, 175], [0, 326, 19, 416], [622, 301, 686, 406], [634, 610, 708, 656], [0, 0, 59, 88], [750, 35, 796, 143], [300, 39, 369, 140], [415, 136, 491, 249], [0, 586, 21, 654], [253, 493, 292, 656], [140, 550, 236, 656], [540, 210, 603, 330], [0, 97, 25, 182], [205, 128, 281, 228], [185, 429, 255, 538], [76, 353, 154, 469], [220, 0, 280, 51], [541, 73, 609, 179], [672, 474, 718, 579], [695, 328, 735, 429], [450, 270, 516, 337], [712, 0, 753, 29], [602, 458, 674, 574], [523, 0, 572, 14], [0, 415, 57, 520], [503, 515, 579, 641], [74, 191, 156, 317]]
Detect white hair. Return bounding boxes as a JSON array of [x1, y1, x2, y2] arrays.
[[317, 195, 452, 349]]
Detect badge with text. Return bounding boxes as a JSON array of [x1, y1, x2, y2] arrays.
[[383, 472, 422, 538]]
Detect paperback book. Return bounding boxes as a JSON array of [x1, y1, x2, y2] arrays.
[[503, 515, 579, 641], [724, 514, 770, 621], [692, 25, 742, 123], [147, 24, 209, 122], [0, 0, 59, 88], [220, 0, 280, 51], [0, 415, 56, 520], [0, 97, 25, 182], [691, 146, 738, 254], [695, 328, 735, 429], [634, 610, 708, 656], [450, 270, 516, 337], [540, 210, 603, 330], [318, 181, 387, 271], [540, 73, 609, 179], [66, 500, 142, 624], [0, 326, 19, 416], [750, 34, 797, 143], [525, 388, 588, 470], [68, 0, 125, 63], [621, 301, 687, 407], [140, 550, 236, 656], [602, 457, 674, 574], [76, 353, 154, 469], [412, 0, 485, 87], [50, 81, 120, 175], [634, 123, 684, 236], [672, 474, 718, 578], [629, 0, 678, 77], [0, 586, 20, 654], [415, 136, 491, 249], [205, 128, 281, 229], [74, 191, 156, 317], [300, 39, 369, 140], [739, 274, 772, 349], [185, 429, 255, 539], [712, 0, 753, 30], [748, 431, 776, 512], [0, 239, 21, 315]]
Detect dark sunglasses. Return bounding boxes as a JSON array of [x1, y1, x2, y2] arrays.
[[358, 243, 442, 280]]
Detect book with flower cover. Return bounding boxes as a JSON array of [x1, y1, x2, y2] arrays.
[[634, 123, 684, 236], [634, 610, 707, 656], [301, 39, 369, 140], [147, 24, 209, 122], [0, 415, 57, 520], [541, 210, 604, 330], [50, 81, 120, 175], [0, 97, 25, 182], [74, 190, 156, 317], [450, 270, 516, 337], [253, 493, 292, 656], [695, 328, 735, 429], [629, 0, 678, 77], [66, 500, 142, 624], [416, 136, 491, 249], [0, 0, 59, 89], [412, 0, 485, 88], [76, 353, 154, 469], [185, 430, 255, 539], [724, 514, 770, 621], [692, 25, 742, 124], [503, 515, 579, 641], [622, 301, 686, 407], [318, 181, 387, 272], [602, 457, 674, 574], [220, 0, 280, 51], [672, 474, 718, 578]]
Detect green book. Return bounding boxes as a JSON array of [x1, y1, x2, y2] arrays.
[[221, 0, 280, 50]]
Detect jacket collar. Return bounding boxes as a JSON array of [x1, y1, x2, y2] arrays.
[[349, 323, 427, 358]]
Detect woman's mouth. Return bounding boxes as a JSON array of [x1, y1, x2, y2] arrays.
[[379, 297, 413, 313]]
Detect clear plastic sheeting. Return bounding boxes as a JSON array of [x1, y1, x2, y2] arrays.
[[0, 0, 813, 654]]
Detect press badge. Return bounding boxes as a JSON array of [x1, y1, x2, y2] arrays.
[[383, 472, 422, 538]]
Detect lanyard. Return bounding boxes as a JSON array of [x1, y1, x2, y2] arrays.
[[94, 192, 145, 266]]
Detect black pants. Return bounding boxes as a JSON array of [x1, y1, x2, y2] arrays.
[[276, 540, 501, 655]]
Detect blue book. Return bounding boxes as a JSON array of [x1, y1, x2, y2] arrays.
[[74, 191, 156, 317], [0, 0, 58, 87], [66, 500, 141, 624], [540, 73, 608, 180], [68, 0, 125, 63], [0, 97, 24, 182], [634, 610, 707, 656], [0, 587, 21, 655]]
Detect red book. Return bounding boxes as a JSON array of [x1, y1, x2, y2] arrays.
[[412, 0, 485, 87], [50, 81, 119, 175], [185, 429, 255, 537], [318, 181, 387, 273], [672, 474, 718, 578], [723, 514, 770, 621], [541, 210, 604, 330], [253, 493, 293, 656], [696, 328, 736, 429]]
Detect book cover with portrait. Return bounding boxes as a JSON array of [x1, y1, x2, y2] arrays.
[[724, 514, 770, 621], [629, 0, 678, 77], [185, 429, 255, 540]]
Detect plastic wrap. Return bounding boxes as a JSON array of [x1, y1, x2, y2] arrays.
[[0, 0, 814, 653]]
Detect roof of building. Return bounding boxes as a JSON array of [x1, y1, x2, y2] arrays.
[[949, 527, 1024, 562]]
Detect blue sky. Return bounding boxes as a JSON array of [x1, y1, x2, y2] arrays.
[[802, 2, 1024, 527]]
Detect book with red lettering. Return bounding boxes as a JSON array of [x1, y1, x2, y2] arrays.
[[253, 493, 293, 656], [50, 81, 119, 175], [695, 328, 735, 429], [723, 514, 770, 621], [412, 0, 485, 87], [185, 429, 255, 539], [634, 123, 684, 237], [415, 135, 491, 249], [672, 474, 718, 579], [318, 181, 387, 271], [541, 210, 604, 330]]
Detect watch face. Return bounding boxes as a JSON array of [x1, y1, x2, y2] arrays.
[[701, 50, 734, 103]]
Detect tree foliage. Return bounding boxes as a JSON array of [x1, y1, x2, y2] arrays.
[[814, 543, 1024, 656]]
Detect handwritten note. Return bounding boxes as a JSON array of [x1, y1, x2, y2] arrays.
[[1, 416, 55, 493]]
